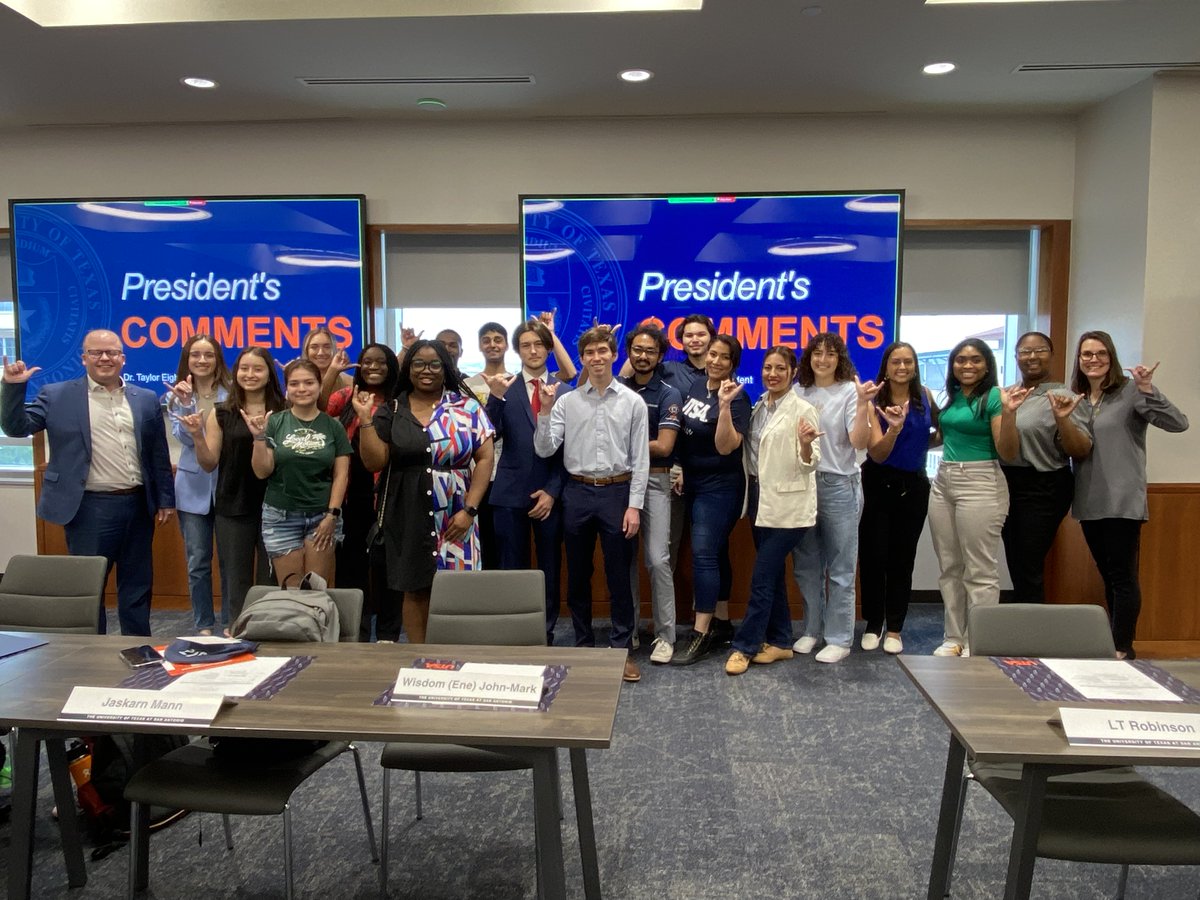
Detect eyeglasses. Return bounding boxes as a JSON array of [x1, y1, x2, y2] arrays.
[[629, 346, 660, 357], [1080, 350, 1110, 361], [1017, 347, 1051, 358], [410, 360, 444, 373], [84, 349, 123, 360]]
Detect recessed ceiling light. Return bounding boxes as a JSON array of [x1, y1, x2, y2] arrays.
[[416, 97, 447, 110], [181, 76, 218, 89], [620, 69, 654, 83], [923, 62, 957, 75]]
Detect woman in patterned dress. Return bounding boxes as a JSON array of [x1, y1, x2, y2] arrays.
[[356, 339, 494, 643]]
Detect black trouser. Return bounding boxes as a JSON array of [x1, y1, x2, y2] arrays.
[[1080, 517, 1143, 654], [1000, 465, 1075, 605], [562, 479, 636, 649], [858, 461, 930, 634], [477, 482, 501, 571], [215, 512, 271, 622]]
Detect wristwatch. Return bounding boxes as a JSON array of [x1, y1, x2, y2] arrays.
[[465, 505, 479, 518], [325, 507, 342, 518]]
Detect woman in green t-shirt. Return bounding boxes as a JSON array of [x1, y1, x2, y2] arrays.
[[927, 338, 1025, 657], [245, 359, 352, 588]]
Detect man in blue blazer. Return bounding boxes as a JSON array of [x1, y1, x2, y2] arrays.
[[483, 320, 571, 644], [1, 329, 175, 635]]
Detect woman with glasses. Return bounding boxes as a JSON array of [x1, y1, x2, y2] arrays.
[[927, 338, 1024, 657], [301, 326, 353, 401], [179, 346, 285, 624], [356, 339, 495, 643], [1000, 332, 1093, 604], [858, 341, 939, 655], [1071, 330, 1188, 659], [326, 343, 402, 640], [164, 335, 231, 634], [790, 332, 876, 663]]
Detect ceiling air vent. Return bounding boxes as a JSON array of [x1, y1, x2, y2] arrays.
[[1016, 61, 1200, 73], [299, 75, 536, 86]]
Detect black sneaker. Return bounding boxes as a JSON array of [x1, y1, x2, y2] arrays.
[[710, 617, 735, 648], [670, 629, 716, 666]]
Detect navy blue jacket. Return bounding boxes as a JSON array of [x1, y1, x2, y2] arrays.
[[485, 375, 571, 509]]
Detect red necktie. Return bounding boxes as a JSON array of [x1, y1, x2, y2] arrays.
[[531, 378, 542, 416]]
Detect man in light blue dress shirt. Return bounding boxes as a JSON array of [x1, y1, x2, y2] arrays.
[[535, 326, 649, 682]]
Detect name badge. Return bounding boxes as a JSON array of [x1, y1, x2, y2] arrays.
[[1059, 707, 1200, 750]]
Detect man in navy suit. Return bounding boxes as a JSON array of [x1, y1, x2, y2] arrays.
[[1, 329, 175, 635], [483, 320, 570, 644]]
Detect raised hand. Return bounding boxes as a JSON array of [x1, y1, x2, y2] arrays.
[[179, 412, 205, 436], [483, 372, 518, 400], [537, 379, 559, 412], [717, 379, 744, 408], [879, 401, 908, 432], [797, 417, 823, 447], [166, 374, 194, 405], [240, 407, 271, 439], [537, 309, 557, 333], [855, 376, 881, 403], [591, 317, 621, 337], [2, 357, 42, 384], [350, 390, 375, 422], [1000, 385, 1031, 413], [331, 349, 355, 374], [1127, 362, 1160, 392], [401, 327, 423, 349], [1048, 391, 1083, 419]]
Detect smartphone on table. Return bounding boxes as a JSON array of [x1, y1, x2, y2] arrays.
[[119, 645, 164, 668]]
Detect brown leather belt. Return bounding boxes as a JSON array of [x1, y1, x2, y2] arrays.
[[570, 472, 632, 486], [649, 466, 672, 474], [88, 486, 141, 496]]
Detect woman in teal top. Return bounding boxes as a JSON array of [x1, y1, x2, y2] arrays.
[[927, 338, 1024, 656]]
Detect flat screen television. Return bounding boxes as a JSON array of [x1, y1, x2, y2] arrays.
[[520, 191, 903, 393], [8, 194, 367, 393]]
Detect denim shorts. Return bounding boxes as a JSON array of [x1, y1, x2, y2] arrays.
[[261, 503, 344, 558]]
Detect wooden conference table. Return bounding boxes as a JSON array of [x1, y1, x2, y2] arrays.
[[900, 656, 1200, 900], [0, 632, 627, 900]]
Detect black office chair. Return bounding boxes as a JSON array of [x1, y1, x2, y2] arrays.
[[378, 569, 555, 895], [948, 603, 1200, 899], [124, 587, 378, 900], [0, 553, 108, 633]]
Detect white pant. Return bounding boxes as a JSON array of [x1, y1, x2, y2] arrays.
[[631, 472, 675, 643], [927, 460, 1009, 650]]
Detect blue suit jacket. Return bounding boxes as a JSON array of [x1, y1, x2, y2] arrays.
[[1, 377, 175, 526], [167, 386, 228, 515], [485, 376, 571, 509]]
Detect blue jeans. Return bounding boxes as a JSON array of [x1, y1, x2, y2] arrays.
[[178, 510, 224, 631], [791, 471, 862, 648], [733, 482, 805, 655], [686, 476, 744, 615]]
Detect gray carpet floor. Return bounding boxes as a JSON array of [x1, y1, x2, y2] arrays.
[[3, 603, 1199, 899]]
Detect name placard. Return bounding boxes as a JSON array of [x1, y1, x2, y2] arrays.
[[1059, 707, 1200, 750], [59, 686, 225, 726], [391, 667, 544, 709]]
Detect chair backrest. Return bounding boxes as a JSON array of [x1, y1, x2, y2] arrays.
[[0, 554, 107, 634], [426, 570, 546, 646], [969, 603, 1116, 658], [242, 585, 363, 642]]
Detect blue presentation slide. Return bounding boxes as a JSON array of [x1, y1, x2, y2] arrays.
[[9, 196, 366, 393], [521, 192, 903, 392]]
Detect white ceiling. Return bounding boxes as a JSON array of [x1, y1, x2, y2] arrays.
[[1, 0, 1197, 129]]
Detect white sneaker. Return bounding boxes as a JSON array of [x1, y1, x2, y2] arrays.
[[883, 635, 904, 655], [861, 631, 881, 651], [933, 640, 963, 657], [649, 637, 674, 664], [961, 646, 971, 658], [815, 644, 850, 664], [793, 635, 820, 654]]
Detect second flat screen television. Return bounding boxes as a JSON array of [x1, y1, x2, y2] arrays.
[[520, 191, 904, 393]]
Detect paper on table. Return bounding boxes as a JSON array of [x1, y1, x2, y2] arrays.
[[159, 656, 290, 698], [1042, 659, 1182, 702]]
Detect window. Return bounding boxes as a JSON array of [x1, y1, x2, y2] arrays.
[[0, 243, 35, 477]]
